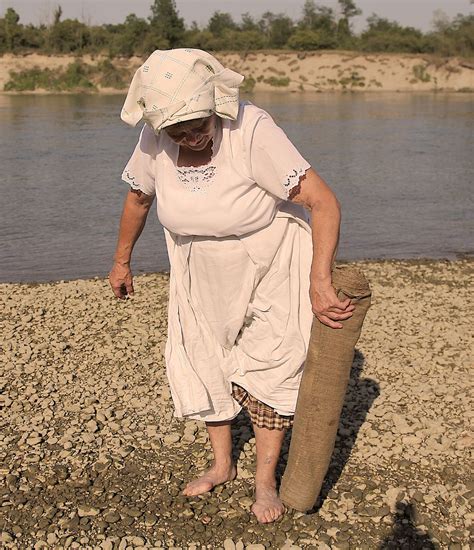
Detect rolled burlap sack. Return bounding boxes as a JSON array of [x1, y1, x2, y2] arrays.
[[279, 264, 372, 512]]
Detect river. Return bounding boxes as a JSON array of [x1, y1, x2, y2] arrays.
[[0, 91, 472, 282]]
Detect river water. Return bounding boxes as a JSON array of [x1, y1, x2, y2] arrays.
[[1, 91, 472, 282]]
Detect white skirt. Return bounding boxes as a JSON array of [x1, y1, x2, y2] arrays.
[[163, 202, 314, 422]]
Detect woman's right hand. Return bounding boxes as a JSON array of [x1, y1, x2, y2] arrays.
[[109, 261, 134, 299]]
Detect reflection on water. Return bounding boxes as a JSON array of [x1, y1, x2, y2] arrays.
[[0, 92, 473, 282]]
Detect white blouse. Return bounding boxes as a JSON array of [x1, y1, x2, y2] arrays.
[[122, 100, 311, 237], [121, 101, 315, 421]]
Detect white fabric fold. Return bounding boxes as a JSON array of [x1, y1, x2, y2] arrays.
[[163, 207, 314, 421], [121, 48, 244, 133]]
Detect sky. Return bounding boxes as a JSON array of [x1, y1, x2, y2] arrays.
[[1, 0, 472, 33]]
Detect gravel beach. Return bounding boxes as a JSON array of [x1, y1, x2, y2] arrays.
[[0, 259, 472, 550]]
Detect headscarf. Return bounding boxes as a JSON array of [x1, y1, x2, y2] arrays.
[[120, 48, 245, 133]]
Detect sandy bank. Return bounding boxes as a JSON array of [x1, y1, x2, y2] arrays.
[[0, 259, 471, 548], [1, 51, 473, 94]]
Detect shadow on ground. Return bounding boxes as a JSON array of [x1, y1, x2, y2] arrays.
[[379, 502, 436, 549]]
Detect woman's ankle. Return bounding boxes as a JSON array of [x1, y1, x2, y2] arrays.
[[211, 457, 234, 470]]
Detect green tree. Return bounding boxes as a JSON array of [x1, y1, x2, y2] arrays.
[[4, 7, 20, 51], [301, 0, 317, 29], [430, 13, 474, 56], [300, 1, 336, 32], [53, 5, 62, 25], [338, 0, 362, 20], [299, 1, 336, 38], [269, 15, 294, 48], [240, 12, 259, 32], [258, 12, 294, 48], [337, 0, 361, 46], [208, 11, 237, 37], [111, 14, 150, 56], [149, 0, 185, 47], [288, 28, 338, 50], [48, 19, 90, 53], [297, 1, 337, 49], [360, 14, 429, 53]]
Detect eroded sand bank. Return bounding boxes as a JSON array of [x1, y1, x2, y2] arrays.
[[0, 51, 473, 93]]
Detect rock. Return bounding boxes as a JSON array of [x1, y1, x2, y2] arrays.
[[103, 510, 121, 523], [1, 532, 14, 543], [144, 512, 158, 526], [163, 434, 181, 445], [86, 420, 99, 433], [77, 505, 100, 517], [240, 497, 254, 508]]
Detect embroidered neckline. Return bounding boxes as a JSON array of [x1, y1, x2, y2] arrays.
[[176, 165, 217, 193]]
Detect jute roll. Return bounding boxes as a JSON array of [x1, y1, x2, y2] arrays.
[[279, 265, 372, 512]]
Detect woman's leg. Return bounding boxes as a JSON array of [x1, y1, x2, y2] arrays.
[[251, 424, 287, 523], [181, 419, 237, 496]]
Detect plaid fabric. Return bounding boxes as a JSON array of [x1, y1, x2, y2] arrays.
[[231, 383, 293, 430]]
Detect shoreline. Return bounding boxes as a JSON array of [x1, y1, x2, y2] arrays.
[[1, 51, 473, 94], [1, 257, 472, 286]]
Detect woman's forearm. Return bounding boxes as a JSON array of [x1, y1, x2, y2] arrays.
[[113, 191, 154, 265], [309, 194, 341, 286]]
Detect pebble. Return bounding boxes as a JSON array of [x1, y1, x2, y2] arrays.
[[0, 261, 471, 548], [78, 505, 100, 517], [103, 511, 121, 523], [163, 434, 181, 445]]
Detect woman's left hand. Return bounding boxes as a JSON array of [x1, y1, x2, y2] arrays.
[[310, 280, 355, 329]]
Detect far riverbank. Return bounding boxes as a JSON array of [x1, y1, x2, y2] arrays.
[[1, 51, 473, 93]]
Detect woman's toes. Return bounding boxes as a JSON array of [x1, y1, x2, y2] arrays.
[[182, 480, 212, 496], [181, 463, 236, 497], [251, 484, 286, 523]]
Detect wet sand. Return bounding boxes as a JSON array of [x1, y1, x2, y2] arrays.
[[0, 259, 472, 549]]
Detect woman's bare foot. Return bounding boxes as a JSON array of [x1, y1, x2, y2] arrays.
[[251, 482, 286, 523], [181, 461, 237, 497]]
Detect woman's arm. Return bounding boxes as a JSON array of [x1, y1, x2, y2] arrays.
[[109, 188, 155, 299], [288, 168, 355, 329]]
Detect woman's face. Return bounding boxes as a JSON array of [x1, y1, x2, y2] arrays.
[[164, 114, 217, 151]]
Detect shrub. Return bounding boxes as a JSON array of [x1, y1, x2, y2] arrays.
[[95, 59, 126, 88], [240, 75, 256, 92], [263, 76, 290, 87], [287, 29, 337, 50], [4, 61, 96, 91]]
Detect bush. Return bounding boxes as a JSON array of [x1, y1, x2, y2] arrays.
[[95, 59, 126, 88], [4, 66, 56, 91], [287, 29, 337, 50], [240, 75, 256, 92], [263, 76, 290, 87], [47, 19, 91, 53], [4, 61, 97, 91]]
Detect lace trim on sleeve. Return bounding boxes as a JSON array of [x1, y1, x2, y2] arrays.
[[122, 169, 146, 192], [283, 166, 308, 200]]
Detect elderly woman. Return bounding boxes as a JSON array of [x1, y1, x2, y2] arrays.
[[109, 48, 354, 524]]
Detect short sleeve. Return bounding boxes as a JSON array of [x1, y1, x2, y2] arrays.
[[246, 110, 311, 201], [121, 124, 158, 196]]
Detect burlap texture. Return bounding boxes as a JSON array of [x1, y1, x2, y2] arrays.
[[279, 264, 372, 512]]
